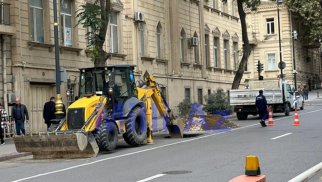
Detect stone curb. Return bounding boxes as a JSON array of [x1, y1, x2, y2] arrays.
[[0, 152, 32, 162]]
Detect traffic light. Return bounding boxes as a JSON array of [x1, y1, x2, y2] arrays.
[[256, 61, 264, 73]]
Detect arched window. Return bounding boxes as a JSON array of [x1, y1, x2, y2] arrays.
[[156, 22, 162, 58], [180, 29, 186, 62]]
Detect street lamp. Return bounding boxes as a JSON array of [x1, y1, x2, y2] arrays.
[[292, 30, 298, 91], [53, 0, 64, 117], [277, 0, 286, 103]]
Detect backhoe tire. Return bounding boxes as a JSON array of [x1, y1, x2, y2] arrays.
[[237, 112, 248, 120], [123, 107, 147, 146], [95, 122, 118, 151]]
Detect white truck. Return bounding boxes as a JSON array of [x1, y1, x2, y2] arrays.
[[229, 79, 300, 120]]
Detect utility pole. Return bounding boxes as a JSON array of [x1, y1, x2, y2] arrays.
[[53, 0, 64, 116], [277, 0, 286, 103], [292, 30, 298, 91]]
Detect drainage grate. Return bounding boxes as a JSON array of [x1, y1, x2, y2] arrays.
[[162, 170, 192, 175]]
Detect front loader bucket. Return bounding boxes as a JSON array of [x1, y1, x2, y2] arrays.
[[13, 132, 99, 159], [166, 119, 185, 138]]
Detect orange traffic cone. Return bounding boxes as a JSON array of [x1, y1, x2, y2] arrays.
[[267, 111, 275, 126], [293, 109, 300, 126]]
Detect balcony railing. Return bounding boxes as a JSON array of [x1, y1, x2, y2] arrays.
[[0, 3, 10, 25]]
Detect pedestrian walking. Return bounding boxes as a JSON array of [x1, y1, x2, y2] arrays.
[[0, 104, 5, 145], [303, 86, 308, 100], [43, 97, 56, 129], [255, 90, 268, 127], [11, 98, 29, 135]]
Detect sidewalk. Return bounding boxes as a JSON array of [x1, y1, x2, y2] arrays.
[[0, 138, 31, 162], [306, 89, 322, 102]]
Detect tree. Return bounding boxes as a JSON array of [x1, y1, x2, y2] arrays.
[[77, 0, 111, 67], [231, 0, 261, 89], [284, 0, 322, 44]]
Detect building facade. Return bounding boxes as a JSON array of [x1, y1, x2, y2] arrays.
[[0, 0, 242, 132], [245, 1, 322, 90]]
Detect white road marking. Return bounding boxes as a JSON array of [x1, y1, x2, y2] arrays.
[[11, 108, 322, 182], [289, 162, 322, 182], [136, 174, 166, 182], [271, 133, 292, 140]]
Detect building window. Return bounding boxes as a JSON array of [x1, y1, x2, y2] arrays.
[[60, 0, 72, 47], [213, 37, 219, 68], [184, 88, 191, 102], [233, 42, 238, 70], [156, 23, 162, 58], [212, 0, 217, 9], [180, 29, 186, 62], [29, 0, 44, 43], [205, 34, 210, 67], [139, 23, 145, 56], [87, 26, 94, 47], [194, 33, 199, 64], [198, 88, 203, 104], [224, 39, 229, 69], [266, 18, 275, 35], [267, 53, 276, 70], [110, 11, 118, 53], [231, 0, 235, 16], [208, 89, 211, 95], [222, 0, 227, 13]]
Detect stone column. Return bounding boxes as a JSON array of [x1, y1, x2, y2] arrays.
[[169, 0, 179, 75]]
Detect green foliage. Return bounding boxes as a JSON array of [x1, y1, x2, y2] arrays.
[[76, 1, 111, 65], [285, 0, 322, 42], [177, 99, 192, 117], [243, 0, 261, 10], [204, 89, 231, 112]]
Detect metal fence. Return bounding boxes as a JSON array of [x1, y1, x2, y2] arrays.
[[0, 3, 10, 25]]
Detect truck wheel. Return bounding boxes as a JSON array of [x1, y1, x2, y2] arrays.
[[237, 112, 248, 120], [284, 104, 290, 116], [123, 107, 147, 146], [95, 122, 118, 151]]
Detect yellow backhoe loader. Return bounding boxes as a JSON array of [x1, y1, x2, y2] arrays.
[[14, 65, 184, 159]]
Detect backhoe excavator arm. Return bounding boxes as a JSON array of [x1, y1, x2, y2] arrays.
[[137, 71, 184, 138]]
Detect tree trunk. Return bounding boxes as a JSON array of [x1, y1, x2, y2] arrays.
[[94, 0, 111, 67], [231, 0, 252, 89], [94, 49, 108, 67]]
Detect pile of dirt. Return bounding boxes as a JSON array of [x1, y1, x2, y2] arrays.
[[181, 114, 239, 132]]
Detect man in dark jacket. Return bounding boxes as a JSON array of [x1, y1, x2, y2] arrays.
[[11, 98, 29, 135], [43, 97, 56, 129], [255, 90, 268, 127]]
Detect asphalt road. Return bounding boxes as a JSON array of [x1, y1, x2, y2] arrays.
[[1, 100, 322, 182]]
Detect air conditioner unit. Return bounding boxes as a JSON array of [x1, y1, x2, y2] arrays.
[[134, 11, 144, 22], [190, 37, 199, 47]]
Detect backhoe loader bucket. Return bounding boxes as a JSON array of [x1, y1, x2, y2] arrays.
[[13, 132, 99, 159], [166, 119, 185, 138]]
